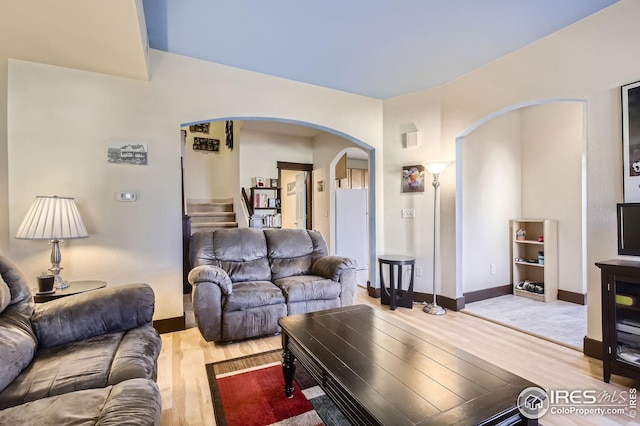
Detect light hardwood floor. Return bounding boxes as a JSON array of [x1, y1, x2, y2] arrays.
[[159, 287, 640, 425]]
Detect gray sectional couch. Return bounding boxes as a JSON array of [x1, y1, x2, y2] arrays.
[[0, 255, 162, 425], [188, 228, 358, 342]]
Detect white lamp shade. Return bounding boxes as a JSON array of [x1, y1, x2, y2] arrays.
[[422, 160, 451, 175], [15, 196, 88, 240]]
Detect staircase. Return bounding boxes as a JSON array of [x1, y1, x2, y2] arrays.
[[187, 198, 238, 233]]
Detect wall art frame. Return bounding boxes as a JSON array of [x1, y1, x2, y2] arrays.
[[623, 80, 640, 202], [401, 165, 425, 193]]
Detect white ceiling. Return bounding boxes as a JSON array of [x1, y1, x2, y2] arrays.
[[1, 1, 619, 98], [142, 0, 619, 99]]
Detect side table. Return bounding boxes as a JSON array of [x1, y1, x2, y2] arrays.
[[379, 255, 415, 310], [33, 280, 106, 303]]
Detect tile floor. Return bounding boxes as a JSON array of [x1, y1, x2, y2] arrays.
[[462, 294, 587, 349]]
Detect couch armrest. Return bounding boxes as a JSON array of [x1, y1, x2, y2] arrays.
[[311, 256, 357, 281], [31, 283, 155, 349], [312, 256, 358, 307], [188, 265, 232, 296]]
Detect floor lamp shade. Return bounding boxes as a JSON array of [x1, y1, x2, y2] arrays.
[[15, 196, 88, 290], [16, 196, 88, 240]]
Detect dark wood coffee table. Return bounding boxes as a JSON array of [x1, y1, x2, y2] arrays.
[[279, 305, 539, 425]]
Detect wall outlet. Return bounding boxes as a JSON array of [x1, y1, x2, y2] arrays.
[[401, 208, 415, 218], [416, 267, 423, 277], [490, 264, 496, 275]]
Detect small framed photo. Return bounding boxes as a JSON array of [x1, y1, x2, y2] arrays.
[[255, 177, 266, 188], [267, 198, 277, 208], [401, 165, 425, 193], [271, 178, 279, 188]]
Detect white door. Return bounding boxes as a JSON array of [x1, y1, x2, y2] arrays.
[[295, 172, 306, 229], [336, 188, 368, 281]]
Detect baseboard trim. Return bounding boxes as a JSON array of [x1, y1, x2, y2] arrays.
[[583, 337, 602, 360], [558, 289, 587, 305], [464, 285, 513, 304], [413, 291, 465, 311], [153, 315, 186, 334], [366, 285, 463, 310], [367, 281, 380, 298]]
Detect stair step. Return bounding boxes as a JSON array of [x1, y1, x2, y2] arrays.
[[191, 222, 238, 230], [187, 198, 233, 204], [189, 212, 236, 223], [187, 203, 234, 213]]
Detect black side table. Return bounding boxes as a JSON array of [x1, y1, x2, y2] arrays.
[[379, 255, 415, 310], [33, 280, 106, 303]]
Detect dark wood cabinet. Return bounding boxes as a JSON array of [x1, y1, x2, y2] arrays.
[[596, 259, 640, 382]]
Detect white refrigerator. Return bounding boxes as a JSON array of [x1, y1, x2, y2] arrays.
[[335, 188, 368, 284]]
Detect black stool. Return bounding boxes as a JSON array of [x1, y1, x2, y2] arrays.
[[379, 255, 415, 310]]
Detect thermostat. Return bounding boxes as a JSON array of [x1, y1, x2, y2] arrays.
[[116, 191, 137, 202]]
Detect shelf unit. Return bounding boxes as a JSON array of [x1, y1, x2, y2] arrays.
[[250, 186, 282, 228], [511, 219, 557, 302], [596, 259, 640, 383]]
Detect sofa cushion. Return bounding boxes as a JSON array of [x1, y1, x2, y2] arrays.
[[0, 256, 33, 307], [265, 229, 329, 280], [0, 378, 161, 426], [0, 276, 10, 313], [0, 304, 37, 395], [221, 304, 287, 341], [273, 275, 341, 303], [191, 229, 271, 282], [224, 281, 286, 312], [0, 331, 124, 409]]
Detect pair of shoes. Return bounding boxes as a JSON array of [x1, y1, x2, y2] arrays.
[[516, 280, 537, 291]]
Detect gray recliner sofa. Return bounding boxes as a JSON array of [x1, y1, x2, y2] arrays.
[[188, 228, 358, 342], [0, 255, 162, 425]]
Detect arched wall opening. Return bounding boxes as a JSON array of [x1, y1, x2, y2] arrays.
[[455, 99, 587, 306], [181, 116, 378, 286]]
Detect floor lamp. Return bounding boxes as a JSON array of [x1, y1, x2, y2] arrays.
[[422, 160, 450, 315]]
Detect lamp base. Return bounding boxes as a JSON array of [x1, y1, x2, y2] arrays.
[[50, 269, 69, 290], [423, 303, 446, 315]]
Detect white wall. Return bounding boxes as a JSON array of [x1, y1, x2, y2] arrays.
[[385, 0, 638, 342], [382, 89, 442, 293], [521, 102, 584, 294], [0, 60, 8, 256], [183, 121, 238, 202], [462, 109, 522, 293], [6, 51, 383, 321], [280, 169, 298, 229], [461, 102, 584, 296]]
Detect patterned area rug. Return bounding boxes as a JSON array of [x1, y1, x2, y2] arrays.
[[205, 349, 349, 426]]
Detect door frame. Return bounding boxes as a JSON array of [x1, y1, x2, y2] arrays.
[[277, 161, 313, 230]]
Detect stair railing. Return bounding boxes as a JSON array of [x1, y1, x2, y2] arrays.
[[241, 187, 253, 222]]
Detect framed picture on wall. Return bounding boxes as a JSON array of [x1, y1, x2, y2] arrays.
[[401, 165, 425, 193], [623, 81, 640, 202]]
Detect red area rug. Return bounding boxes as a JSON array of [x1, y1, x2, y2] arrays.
[[206, 349, 348, 426]]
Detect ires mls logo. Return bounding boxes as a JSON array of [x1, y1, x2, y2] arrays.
[[518, 387, 549, 419], [518, 386, 637, 419]]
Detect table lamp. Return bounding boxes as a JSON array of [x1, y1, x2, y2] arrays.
[[15, 196, 88, 289]]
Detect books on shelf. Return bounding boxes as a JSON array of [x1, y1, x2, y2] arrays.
[[253, 193, 280, 209], [251, 213, 282, 228]]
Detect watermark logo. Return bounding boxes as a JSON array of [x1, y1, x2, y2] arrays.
[[518, 386, 637, 419], [518, 387, 549, 419]]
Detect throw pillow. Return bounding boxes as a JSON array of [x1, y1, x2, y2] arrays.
[[0, 275, 10, 313]]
